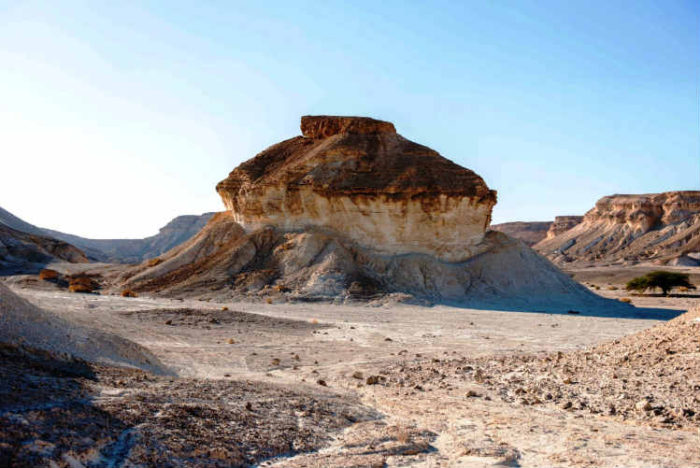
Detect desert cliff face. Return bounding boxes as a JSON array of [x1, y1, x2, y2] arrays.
[[586, 192, 700, 232], [535, 191, 700, 266], [216, 116, 497, 262], [546, 216, 583, 239]]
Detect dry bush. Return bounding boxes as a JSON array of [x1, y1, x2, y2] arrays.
[[67, 274, 100, 294], [121, 289, 137, 298], [68, 283, 93, 294], [146, 257, 162, 267], [38, 269, 59, 281]]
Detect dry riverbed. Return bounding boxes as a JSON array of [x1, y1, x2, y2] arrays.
[[2, 282, 698, 467]]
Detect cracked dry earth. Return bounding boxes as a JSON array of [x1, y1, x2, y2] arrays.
[[2, 284, 699, 467]]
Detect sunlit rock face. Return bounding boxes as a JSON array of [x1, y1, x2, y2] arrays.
[[535, 191, 700, 266], [586, 192, 700, 232], [216, 116, 497, 262]]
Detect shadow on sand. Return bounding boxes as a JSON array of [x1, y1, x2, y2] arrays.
[[439, 298, 685, 321]]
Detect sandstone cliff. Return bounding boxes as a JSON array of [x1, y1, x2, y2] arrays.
[[535, 191, 700, 266], [120, 115, 616, 311], [216, 116, 496, 262]]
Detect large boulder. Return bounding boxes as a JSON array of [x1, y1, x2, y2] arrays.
[[216, 116, 496, 262], [121, 116, 623, 312]]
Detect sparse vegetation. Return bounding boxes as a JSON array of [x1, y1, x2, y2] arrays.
[[68, 283, 93, 294], [67, 274, 100, 294], [625, 271, 695, 296], [38, 269, 59, 281]]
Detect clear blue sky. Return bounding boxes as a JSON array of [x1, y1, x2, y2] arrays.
[[1, 0, 698, 238]]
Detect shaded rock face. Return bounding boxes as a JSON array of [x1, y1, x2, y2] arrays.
[[0, 224, 88, 274], [44, 213, 217, 263], [490, 222, 551, 246], [1, 208, 216, 264], [535, 191, 700, 266], [546, 216, 583, 239], [216, 116, 497, 262]]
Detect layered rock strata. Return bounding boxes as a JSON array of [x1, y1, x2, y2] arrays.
[[535, 191, 700, 266], [545, 216, 583, 239], [120, 115, 619, 311], [0, 223, 88, 274], [216, 116, 497, 262]]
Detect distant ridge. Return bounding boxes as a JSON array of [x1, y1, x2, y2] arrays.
[[0, 206, 215, 264]]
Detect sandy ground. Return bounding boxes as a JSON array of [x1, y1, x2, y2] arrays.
[[4, 280, 699, 467]]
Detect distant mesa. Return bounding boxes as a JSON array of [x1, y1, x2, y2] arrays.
[[490, 216, 583, 247], [535, 191, 700, 266], [546, 216, 583, 239], [121, 115, 614, 311], [490, 222, 551, 246]]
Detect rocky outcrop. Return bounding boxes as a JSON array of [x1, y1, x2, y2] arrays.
[[0, 206, 215, 264], [120, 115, 619, 312], [216, 116, 497, 262], [490, 222, 551, 246], [535, 191, 700, 266], [546, 216, 583, 239], [0, 223, 88, 274]]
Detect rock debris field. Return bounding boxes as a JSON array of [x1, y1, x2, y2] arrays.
[[1, 282, 698, 467]]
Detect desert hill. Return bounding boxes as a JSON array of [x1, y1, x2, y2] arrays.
[[490, 221, 551, 246], [0, 223, 88, 274], [535, 191, 700, 266], [0, 206, 214, 263], [121, 116, 617, 311], [491, 216, 584, 246]]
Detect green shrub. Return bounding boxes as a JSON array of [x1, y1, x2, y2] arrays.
[[625, 271, 695, 296]]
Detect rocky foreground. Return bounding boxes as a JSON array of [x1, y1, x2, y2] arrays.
[[0, 343, 375, 467]]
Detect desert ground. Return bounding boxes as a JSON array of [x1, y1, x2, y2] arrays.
[[2, 267, 699, 467]]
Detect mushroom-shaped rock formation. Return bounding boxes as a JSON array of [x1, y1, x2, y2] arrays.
[[122, 116, 627, 313], [216, 115, 497, 262]]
